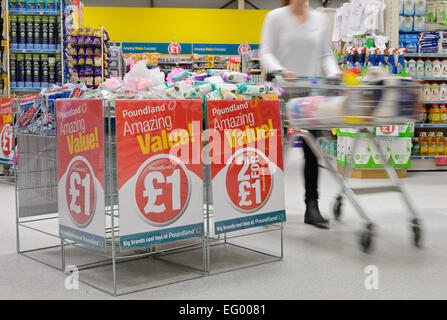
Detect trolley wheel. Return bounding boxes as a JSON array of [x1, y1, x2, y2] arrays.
[[411, 218, 422, 248], [359, 223, 375, 254], [333, 195, 343, 221]]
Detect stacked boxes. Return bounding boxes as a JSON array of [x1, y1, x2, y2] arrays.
[[336, 127, 413, 169]]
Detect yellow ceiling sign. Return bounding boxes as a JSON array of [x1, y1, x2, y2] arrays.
[[83, 7, 269, 44]]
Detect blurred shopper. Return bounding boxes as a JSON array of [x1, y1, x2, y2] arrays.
[[260, 0, 339, 229]]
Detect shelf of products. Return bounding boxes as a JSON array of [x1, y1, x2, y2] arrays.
[[65, 26, 110, 88], [6, 0, 65, 96]]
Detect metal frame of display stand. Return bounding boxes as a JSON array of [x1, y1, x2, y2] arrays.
[[14, 98, 285, 296]]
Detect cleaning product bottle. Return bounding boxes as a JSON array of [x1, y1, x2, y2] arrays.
[[436, 132, 445, 155], [433, 58, 442, 77], [378, 48, 386, 69], [432, 82, 440, 101], [387, 48, 398, 74], [417, 58, 425, 79], [442, 59, 447, 77], [419, 132, 429, 156], [423, 82, 432, 100], [408, 58, 417, 78], [347, 47, 356, 69], [411, 137, 421, 156], [397, 48, 407, 75], [428, 131, 437, 156], [440, 82, 447, 100], [425, 58, 433, 78], [356, 47, 366, 73], [367, 48, 377, 68]]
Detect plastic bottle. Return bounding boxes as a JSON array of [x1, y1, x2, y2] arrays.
[[431, 104, 440, 123], [18, 16, 26, 50], [428, 131, 437, 156], [48, 56, 56, 85], [436, 132, 445, 155], [397, 48, 406, 75], [423, 82, 432, 100], [408, 58, 417, 77], [25, 54, 33, 88], [432, 82, 440, 101], [36, 0, 45, 10], [425, 59, 433, 78], [10, 54, 17, 88], [442, 59, 447, 77], [56, 55, 62, 86], [41, 54, 49, 87], [16, 54, 25, 88], [417, 58, 425, 79], [422, 106, 428, 123], [419, 132, 429, 156], [56, 16, 61, 50], [33, 16, 41, 50], [440, 82, 447, 100], [32, 54, 40, 88], [411, 137, 421, 156], [25, 16, 34, 50], [445, 137, 447, 156], [26, 0, 37, 11], [48, 17, 56, 50], [440, 104, 447, 123], [433, 58, 442, 77], [41, 16, 49, 50], [10, 16, 18, 50]]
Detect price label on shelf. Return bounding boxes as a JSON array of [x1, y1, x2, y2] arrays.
[[435, 157, 447, 166]]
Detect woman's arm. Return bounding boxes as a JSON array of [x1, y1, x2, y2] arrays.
[[260, 13, 286, 73]]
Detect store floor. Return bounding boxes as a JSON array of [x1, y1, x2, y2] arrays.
[[0, 148, 446, 300]]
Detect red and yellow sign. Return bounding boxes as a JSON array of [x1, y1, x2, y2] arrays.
[[116, 100, 204, 250], [0, 99, 13, 162], [207, 100, 285, 234]]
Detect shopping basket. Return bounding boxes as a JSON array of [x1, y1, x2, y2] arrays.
[[274, 75, 423, 253]]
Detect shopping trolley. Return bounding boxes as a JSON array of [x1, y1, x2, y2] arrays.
[[274, 75, 423, 253]]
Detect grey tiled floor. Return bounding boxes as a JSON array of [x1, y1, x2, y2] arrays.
[[0, 148, 446, 299]]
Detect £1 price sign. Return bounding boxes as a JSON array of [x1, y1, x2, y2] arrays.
[[0, 99, 13, 161], [57, 99, 106, 252], [134, 155, 190, 225], [65, 157, 96, 227]]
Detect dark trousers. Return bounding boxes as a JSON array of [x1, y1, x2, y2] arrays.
[[302, 130, 319, 205]]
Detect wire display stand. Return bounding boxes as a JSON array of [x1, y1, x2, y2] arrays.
[[14, 98, 285, 296], [276, 76, 423, 253]]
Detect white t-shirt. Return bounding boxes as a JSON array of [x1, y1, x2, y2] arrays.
[[260, 6, 339, 77]]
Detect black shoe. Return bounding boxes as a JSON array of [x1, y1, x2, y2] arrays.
[[304, 200, 330, 230]]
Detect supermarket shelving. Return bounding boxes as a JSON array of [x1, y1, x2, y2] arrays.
[[8, 10, 59, 16], [10, 48, 60, 55], [405, 53, 447, 58], [415, 124, 447, 128], [6, 6, 65, 97]]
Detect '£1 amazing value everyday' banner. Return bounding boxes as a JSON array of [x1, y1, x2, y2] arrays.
[[57, 99, 106, 252], [0, 99, 13, 164], [116, 100, 203, 250], [207, 100, 286, 234]]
